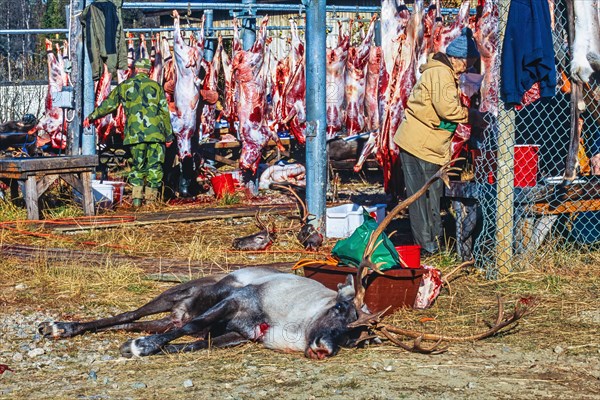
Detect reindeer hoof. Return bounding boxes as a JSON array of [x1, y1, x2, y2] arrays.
[[38, 321, 76, 338], [120, 337, 161, 358]]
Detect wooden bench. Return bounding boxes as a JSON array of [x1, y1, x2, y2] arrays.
[[445, 179, 600, 257], [0, 155, 98, 220]]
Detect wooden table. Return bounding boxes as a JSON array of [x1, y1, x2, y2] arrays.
[[446, 179, 600, 258], [0, 155, 98, 220]]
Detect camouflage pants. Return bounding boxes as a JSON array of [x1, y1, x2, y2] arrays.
[[127, 142, 165, 188]]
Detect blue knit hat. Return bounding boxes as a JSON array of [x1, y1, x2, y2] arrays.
[[446, 27, 480, 59]]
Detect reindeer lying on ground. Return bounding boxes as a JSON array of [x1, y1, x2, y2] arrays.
[[39, 161, 534, 358]]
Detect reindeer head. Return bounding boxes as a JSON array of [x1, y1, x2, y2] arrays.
[[305, 275, 359, 359], [231, 213, 276, 251]]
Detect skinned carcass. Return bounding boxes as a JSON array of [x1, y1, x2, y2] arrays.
[[326, 21, 351, 139], [381, 0, 411, 77], [233, 16, 271, 172], [364, 47, 388, 135], [220, 19, 242, 136], [150, 33, 165, 84], [35, 39, 69, 150], [258, 163, 306, 189], [357, 1, 424, 193], [474, 0, 499, 116], [92, 64, 118, 143], [278, 18, 306, 144], [199, 41, 221, 142], [571, 0, 600, 83], [344, 15, 377, 136], [170, 10, 204, 160]]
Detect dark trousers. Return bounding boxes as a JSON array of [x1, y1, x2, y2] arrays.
[[399, 150, 443, 253]]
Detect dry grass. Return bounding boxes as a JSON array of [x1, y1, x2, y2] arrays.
[[1, 189, 599, 355]]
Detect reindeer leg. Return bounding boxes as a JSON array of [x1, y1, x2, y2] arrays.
[[39, 298, 177, 339], [39, 277, 221, 339], [160, 331, 249, 354], [96, 317, 176, 334], [120, 296, 241, 357]]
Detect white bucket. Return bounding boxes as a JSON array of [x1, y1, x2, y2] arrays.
[[91, 180, 114, 210]]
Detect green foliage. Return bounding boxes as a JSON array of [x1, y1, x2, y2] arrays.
[[217, 191, 242, 206], [41, 0, 68, 29]]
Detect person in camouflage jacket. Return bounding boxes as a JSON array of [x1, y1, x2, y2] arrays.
[[84, 58, 174, 207]]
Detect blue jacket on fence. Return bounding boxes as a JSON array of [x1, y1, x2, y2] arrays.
[[500, 0, 556, 105]]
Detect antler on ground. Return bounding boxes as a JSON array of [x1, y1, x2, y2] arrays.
[[377, 295, 536, 342]]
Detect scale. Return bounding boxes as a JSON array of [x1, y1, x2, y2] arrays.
[[51, 85, 75, 155]]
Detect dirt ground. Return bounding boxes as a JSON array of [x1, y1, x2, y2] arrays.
[[0, 183, 599, 400]]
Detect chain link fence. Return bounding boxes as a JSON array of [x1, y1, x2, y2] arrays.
[[465, 0, 600, 276]]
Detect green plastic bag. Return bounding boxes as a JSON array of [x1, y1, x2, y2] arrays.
[[331, 210, 400, 271]]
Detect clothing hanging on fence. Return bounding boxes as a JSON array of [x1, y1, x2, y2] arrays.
[[80, 0, 128, 81], [500, 0, 556, 106]]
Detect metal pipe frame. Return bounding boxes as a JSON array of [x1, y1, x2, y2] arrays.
[[123, 1, 379, 13]]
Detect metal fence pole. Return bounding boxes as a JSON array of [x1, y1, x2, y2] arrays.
[[69, 0, 84, 155], [81, 0, 96, 156], [242, 0, 256, 51], [304, 0, 327, 233], [495, 0, 515, 274], [204, 9, 215, 62]]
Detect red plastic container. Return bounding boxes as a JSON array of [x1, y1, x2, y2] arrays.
[[395, 245, 421, 268], [211, 173, 235, 198], [514, 145, 539, 187], [303, 264, 424, 315], [472, 145, 539, 187]]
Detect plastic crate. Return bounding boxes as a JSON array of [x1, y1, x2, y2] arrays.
[[326, 203, 386, 238]]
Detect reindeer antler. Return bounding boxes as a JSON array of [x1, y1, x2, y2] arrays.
[[345, 160, 536, 355], [271, 184, 308, 224]]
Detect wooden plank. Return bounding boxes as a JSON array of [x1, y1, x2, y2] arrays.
[[36, 174, 59, 196], [529, 199, 600, 215], [61, 173, 84, 195], [0, 244, 295, 278], [24, 175, 39, 220], [214, 154, 238, 166], [0, 155, 98, 174], [52, 203, 296, 232], [80, 171, 95, 216]]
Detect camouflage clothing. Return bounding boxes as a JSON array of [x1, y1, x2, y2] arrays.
[[89, 71, 173, 192], [88, 72, 173, 145], [128, 142, 165, 188]]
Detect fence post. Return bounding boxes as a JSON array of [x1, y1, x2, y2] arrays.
[[495, 0, 515, 275], [304, 0, 328, 233]]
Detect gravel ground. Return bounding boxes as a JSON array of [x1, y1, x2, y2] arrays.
[[1, 310, 599, 400]]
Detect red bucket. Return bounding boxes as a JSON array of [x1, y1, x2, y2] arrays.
[[473, 145, 539, 187], [211, 173, 235, 198], [514, 145, 539, 187], [395, 245, 421, 268]]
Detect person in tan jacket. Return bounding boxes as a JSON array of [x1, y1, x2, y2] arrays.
[[394, 27, 485, 256]]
